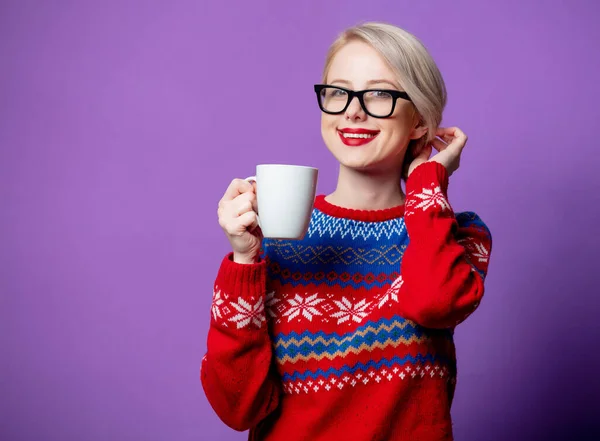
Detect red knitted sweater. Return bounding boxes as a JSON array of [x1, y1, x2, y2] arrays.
[[201, 162, 492, 440]]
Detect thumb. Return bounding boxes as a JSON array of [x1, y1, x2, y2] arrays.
[[406, 143, 433, 178], [414, 143, 432, 162]]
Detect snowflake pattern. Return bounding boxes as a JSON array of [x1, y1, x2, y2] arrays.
[[331, 297, 372, 324], [212, 288, 385, 327], [228, 296, 266, 329], [212, 286, 414, 327], [211, 289, 224, 321], [458, 237, 490, 273], [265, 290, 280, 318], [406, 184, 451, 215], [377, 275, 403, 308], [468, 241, 489, 263], [283, 293, 324, 322]]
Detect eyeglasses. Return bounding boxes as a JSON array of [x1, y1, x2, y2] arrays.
[[314, 84, 412, 119]]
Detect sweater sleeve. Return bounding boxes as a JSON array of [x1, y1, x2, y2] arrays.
[[397, 161, 493, 329], [200, 253, 280, 431]]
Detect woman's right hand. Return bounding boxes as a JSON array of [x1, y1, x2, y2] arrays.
[[217, 179, 263, 264]]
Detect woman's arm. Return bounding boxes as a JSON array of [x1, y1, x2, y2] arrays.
[[200, 254, 280, 431], [397, 161, 492, 329]]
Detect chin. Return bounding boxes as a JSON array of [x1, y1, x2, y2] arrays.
[[327, 146, 378, 171], [336, 155, 386, 172], [335, 151, 405, 175]]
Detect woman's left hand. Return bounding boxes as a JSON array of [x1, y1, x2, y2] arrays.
[[407, 127, 468, 178]]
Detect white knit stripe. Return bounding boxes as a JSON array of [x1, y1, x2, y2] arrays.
[[307, 210, 407, 240]]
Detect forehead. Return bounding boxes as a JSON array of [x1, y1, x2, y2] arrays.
[[326, 40, 396, 86]]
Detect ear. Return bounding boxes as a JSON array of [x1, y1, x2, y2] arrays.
[[410, 125, 428, 140]]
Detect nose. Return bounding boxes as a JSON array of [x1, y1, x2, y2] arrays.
[[345, 96, 367, 121]]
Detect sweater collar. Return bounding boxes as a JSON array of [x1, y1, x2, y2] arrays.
[[313, 194, 405, 222]]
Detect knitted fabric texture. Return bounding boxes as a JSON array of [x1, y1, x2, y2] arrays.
[[201, 161, 492, 441]]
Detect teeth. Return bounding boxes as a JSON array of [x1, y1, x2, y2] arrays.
[[342, 133, 376, 139]]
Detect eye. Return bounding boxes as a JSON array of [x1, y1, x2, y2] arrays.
[[329, 88, 347, 98], [369, 90, 392, 99]]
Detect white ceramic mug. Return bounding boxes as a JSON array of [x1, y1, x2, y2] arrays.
[[245, 164, 318, 240]]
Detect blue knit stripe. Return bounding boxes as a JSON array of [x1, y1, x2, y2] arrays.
[[456, 211, 491, 238], [275, 316, 429, 345], [307, 210, 408, 241], [267, 274, 395, 289], [282, 354, 448, 382]]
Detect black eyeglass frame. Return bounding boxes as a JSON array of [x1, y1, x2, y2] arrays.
[[313, 84, 412, 119]]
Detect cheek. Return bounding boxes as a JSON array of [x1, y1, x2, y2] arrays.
[[393, 104, 418, 132], [320, 116, 343, 153], [321, 113, 338, 130], [383, 113, 414, 141], [321, 114, 339, 140], [378, 121, 413, 154]]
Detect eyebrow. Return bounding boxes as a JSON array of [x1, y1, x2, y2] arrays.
[[328, 78, 401, 89]]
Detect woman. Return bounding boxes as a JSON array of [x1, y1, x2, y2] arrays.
[[201, 22, 492, 441]]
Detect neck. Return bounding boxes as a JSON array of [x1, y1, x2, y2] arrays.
[[326, 164, 405, 210]]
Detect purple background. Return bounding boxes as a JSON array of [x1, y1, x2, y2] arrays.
[[2, 0, 599, 440]]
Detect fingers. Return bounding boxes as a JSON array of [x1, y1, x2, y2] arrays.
[[218, 179, 259, 237], [219, 178, 257, 214], [228, 211, 259, 236], [436, 126, 460, 136], [234, 192, 258, 216], [222, 178, 255, 202], [219, 190, 257, 217], [436, 126, 467, 140], [239, 210, 259, 231], [219, 210, 258, 236], [436, 127, 468, 151], [431, 137, 448, 152]]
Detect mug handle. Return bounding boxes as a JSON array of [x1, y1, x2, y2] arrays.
[[244, 176, 262, 230]]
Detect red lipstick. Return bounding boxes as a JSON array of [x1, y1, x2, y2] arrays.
[[337, 128, 380, 146]]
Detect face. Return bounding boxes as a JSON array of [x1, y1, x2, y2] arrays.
[[321, 40, 427, 173]]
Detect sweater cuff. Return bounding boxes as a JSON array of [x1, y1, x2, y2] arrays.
[[405, 161, 453, 220], [215, 253, 267, 300], [406, 161, 449, 196]]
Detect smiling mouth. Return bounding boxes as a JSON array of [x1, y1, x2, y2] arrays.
[[337, 130, 379, 146], [339, 132, 378, 139]]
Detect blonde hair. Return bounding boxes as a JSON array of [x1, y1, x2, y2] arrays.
[[322, 22, 447, 158]]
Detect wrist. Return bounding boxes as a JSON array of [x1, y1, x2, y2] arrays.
[[407, 161, 448, 186], [233, 252, 259, 265]]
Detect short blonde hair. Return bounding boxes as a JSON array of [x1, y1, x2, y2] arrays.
[[322, 22, 447, 150]]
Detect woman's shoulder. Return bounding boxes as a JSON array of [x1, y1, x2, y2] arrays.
[[455, 211, 492, 239]]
